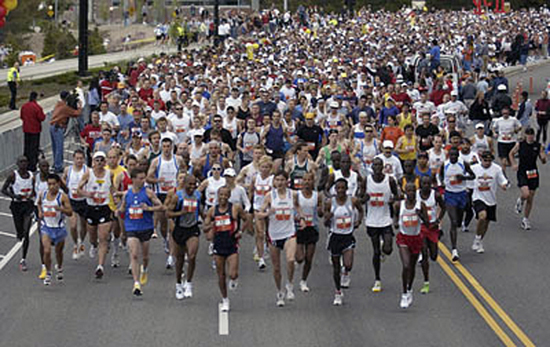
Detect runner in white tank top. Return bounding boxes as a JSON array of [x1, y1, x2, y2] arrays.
[[258, 170, 300, 307], [327, 154, 363, 198], [324, 177, 363, 306], [249, 156, 273, 270]]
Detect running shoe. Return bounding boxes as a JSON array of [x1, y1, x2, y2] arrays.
[[472, 237, 481, 251], [38, 264, 47, 280], [19, 259, 27, 272], [286, 283, 295, 300], [111, 252, 120, 268], [417, 253, 423, 264], [163, 238, 170, 254], [220, 298, 230, 312], [211, 259, 217, 270], [208, 242, 214, 256], [515, 197, 523, 214], [420, 282, 430, 294], [89, 245, 98, 259], [407, 290, 413, 306], [72, 246, 79, 260], [476, 241, 485, 254], [44, 272, 52, 286], [78, 244, 85, 259], [372, 280, 382, 293], [229, 279, 238, 291], [461, 222, 469, 233], [258, 257, 266, 270], [253, 253, 261, 262], [276, 291, 285, 307], [166, 255, 174, 269], [299, 280, 310, 293], [341, 273, 351, 289], [451, 249, 460, 262], [183, 281, 193, 298], [521, 218, 531, 231], [175, 283, 184, 300], [128, 264, 132, 275], [152, 231, 158, 239], [140, 265, 148, 285], [380, 240, 386, 262], [400, 293, 409, 309], [95, 265, 104, 279], [55, 265, 64, 282], [333, 291, 343, 306], [133, 282, 142, 296]]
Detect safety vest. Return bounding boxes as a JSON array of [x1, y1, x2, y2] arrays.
[[7, 67, 19, 83]]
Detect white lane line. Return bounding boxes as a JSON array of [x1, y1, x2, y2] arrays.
[[0, 196, 11, 201], [0, 212, 12, 217], [218, 304, 229, 335], [0, 255, 4, 259], [0, 231, 16, 238], [0, 223, 38, 271]]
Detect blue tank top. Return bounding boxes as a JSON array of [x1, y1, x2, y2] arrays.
[[415, 166, 432, 178], [175, 189, 201, 227], [124, 187, 154, 232], [266, 124, 284, 151]]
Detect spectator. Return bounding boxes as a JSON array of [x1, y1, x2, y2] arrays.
[[535, 91, 550, 144], [20, 92, 46, 171], [50, 91, 82, 173], [7, 62, 20, 110]]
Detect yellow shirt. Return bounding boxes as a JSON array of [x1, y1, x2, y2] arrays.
[[106, 165, 127, 211], [398, 136, 417, 161], [398, 113, 413, 130], [7, 67, 19, 82]]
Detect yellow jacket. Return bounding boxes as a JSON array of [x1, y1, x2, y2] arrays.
[[7, 67, 20, 83]]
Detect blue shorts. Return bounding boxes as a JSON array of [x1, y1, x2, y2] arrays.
[[40, 225, 68, 245], [444, 190, 468, 209]]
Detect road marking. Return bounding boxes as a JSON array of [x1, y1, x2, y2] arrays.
[[439, 244, 535, 347], [0, 223, 38, 271], [436, 255, 516, 346], [218, 304, 229, 335], [0, 212, 12, 217], [0, 231, 16, 238], [0, 196, 11, 201]]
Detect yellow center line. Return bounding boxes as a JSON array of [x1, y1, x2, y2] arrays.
[[436, 256, 516, 346], [439, 242, 536, 347]]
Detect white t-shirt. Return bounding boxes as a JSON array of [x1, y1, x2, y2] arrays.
[[151, 110, 167, 122], [375, 153, 403, 180], [492, 117, 521, 143], [168, 113, 192, 144], [99, 111, 119, 128], [471, 163, 508, 206]]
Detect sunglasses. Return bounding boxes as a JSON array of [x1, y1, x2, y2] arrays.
[[175, 108, 183, 111], [95, 158, 105, 162], [212, 167, 222, 171]]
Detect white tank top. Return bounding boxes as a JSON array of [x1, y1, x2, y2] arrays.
[[253, 174, 273, 210], [34, 173, 48, 206], [472, 135, 489, 155], [331, 170, 358, 197], [268, 189, 295, 241], [42, 191, 64, 228], [361, 139, 378, 173], [365, 175, 392, 227], [460, 152, 479, 190], [12, 170, 33, 201], [67, 165, 88, 201], [428, 148, 446, 186], [399, 199, 421, 236], [330, 196, 355, 235], [85, 169, 112, 206], [417, 189, 437, 223], [190, 143, 204, 161], [206, 176, 226, 207], [223, 117, 238, 139], [298, 190, 318, 228], [444, 159, 467, 193], [156, 156, 179, 194], [129, 145, 147, 158]]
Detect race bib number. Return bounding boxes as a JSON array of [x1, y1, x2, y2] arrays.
[[369, 192, 385, 207], [20, 188, 32, 200], [160, 180, 174, 192], [275, 208, 291, 221], [43, 206, 57, 218], [293, 178, 303, 189], [402, 214, 419, 228], [71, 188, 81, 199], [244, 141, 255, 152], [526, 169, 538, 179], [176, 127, 186, 133], [183, 198, 198, 213], [129, 207, 144, 220], [336, 216, 352, 230], [307, 142, 316, 151], [214, 215, 232, 232], [502, 133, 512, 141], [93, 192, 107, 204], [303, 215, 314, 227], [255, 185, 271, 196], [450, 175, 461, 185], [426, 207, 436, 221]]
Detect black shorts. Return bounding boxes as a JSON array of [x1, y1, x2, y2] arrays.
[[297, 226, 319, 245], [497, 142, 515, 159], [70, 199, 88, 217], [327, 233, 356, 257], [213, 231, 239, 256], [157, 193, 168, 203], [473, 200, 497, 222], [517, 170, 539, 190], [86, 205, 112, 226], [127, 229, 154, 243], [173, 225, 200, 246], [270, 236, 294, 250], [366, 225, 394, 238], [9, 200, 34, 219]]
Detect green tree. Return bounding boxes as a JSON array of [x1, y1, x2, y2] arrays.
[[42, 23, 77, 59], [89, 27, 107, 55]]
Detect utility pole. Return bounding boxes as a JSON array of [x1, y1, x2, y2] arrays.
[[78, 0, 89, 76]]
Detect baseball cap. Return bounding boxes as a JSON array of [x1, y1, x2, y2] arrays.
[[305, 112, 315, 119], [132, 129, 142, 137], [497, 84, 507, 91], [223, 168, 236, 177], [330, 101, 339, 108], [450, 90, 458, 96], [382, 140, 394, 149], [193, 129, 205, 137], [475, 123, 485, 129], [93, 151, 106, 159]]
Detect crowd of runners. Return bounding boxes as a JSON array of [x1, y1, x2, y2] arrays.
[[3, 7, 550, 312]]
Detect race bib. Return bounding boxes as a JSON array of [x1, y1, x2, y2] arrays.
[[214, 215, 232, 232], [502, 133, 512, 141], [255, 185, 271, 196], [450, 175, 461, 185], [183, 198, 198, 213], [527, 169, 538, 179], [426, 207, 436, 221], [160, 180, 174, 192], [303, 215, 314, 227], [369, 192, 385, 207], [71, 188, 81, 199], [129, 207, 144, 220], [175, 127, 185, 133], [20, 188, 32, 200], [402, 214, 419, 228], [275, 208, 291, 221], [43, 206, 57, 218], [307, 142, 316, 151], [336, 216, 352, 230], [293, 178, 303, 189], [93, 191, 107, 204]]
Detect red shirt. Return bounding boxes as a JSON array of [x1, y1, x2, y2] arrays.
[[80, 124, 102, 150], [147, 98, 166, 111], [138, 87, 153, 101], [100, 80, 114, 100], [381, 126, 404, 146], [20, 100, 46, 134]]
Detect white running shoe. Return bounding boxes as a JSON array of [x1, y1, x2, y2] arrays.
[[521, 218, 531, 231], [208, 242, 214, 256], [89, 245, 98, 259], [229, 279, 238, 291], [183, 282, 193, 298], [72, 246, 79, 260], [163, 238, 170, 254], [341, 273, 351, 289], [417, 253, 423, 264], [372, 280, 382, 293], [472, 237, 481, 251], [44, 272, 52, 286], [407, 290, 413, 306], [515, 197, 523, 214], [451, 249, 460, 262], [476, 241, 485, 254], [55, 265, 64, 282], [166, 255, 174, 269], [276, 291, 285, 307], [258, 257, 266, 270], [333, 291, 343, 306], [285, 283, 295, 300], [299, 280, 310, 293], [95, 265, 104, 279], [462, 222, 469, 233], [400, 293, 409, 309], [111, 252, 120, 268], [220, 298, 230, 312], [175, 283, 184, 300]]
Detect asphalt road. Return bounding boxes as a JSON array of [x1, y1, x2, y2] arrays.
[[1, 65, 550, 346]]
